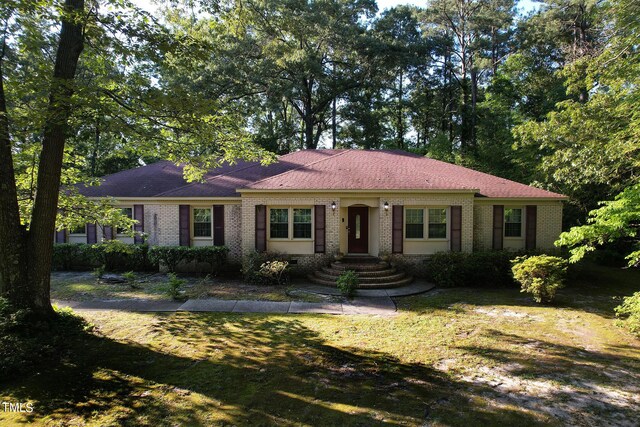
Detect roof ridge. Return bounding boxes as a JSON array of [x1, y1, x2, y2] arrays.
[[242, 149, 352, 188], [153, 160, 261, 197], [89, 159, 172, 183]]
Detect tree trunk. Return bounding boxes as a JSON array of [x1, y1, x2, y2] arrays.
[[441, 48, 448, 134], [91, 115, 100, 176], [331, 97, 337, 149], [0, 0, 85, 317], [304, 114, 315, 149], [396, 68, 404, 149], [491, 26, 498, 76], [470, 66, 478, 152], [460, 77, 470, 152], [0, 45, 29, 306]]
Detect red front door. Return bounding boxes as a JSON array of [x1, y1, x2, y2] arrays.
[[348, 206, 369, 254]]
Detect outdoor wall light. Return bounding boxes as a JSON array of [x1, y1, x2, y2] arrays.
[[384, 201, 389, 212], [331, 201, 337, 211]]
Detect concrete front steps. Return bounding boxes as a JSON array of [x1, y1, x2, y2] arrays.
[[308, 255, 413, 289]]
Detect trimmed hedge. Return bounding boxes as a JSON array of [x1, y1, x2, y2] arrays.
[[53, 243, 229, 273], [425, 250, 536, 288], [148, 246, 229, 273], [52, 242, 156, 272]]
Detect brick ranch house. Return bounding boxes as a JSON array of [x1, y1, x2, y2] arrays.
[[60, 149, 566, 277]]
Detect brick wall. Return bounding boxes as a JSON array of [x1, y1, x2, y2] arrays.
[[473, 204, 493, 251], [474, 201, 564, 251], [129, 197, 563, 270], [143, 204, 179, 246], [379, 194, 475, 253], [241, 195, 341, 256], [225, 204, 242, 262], [536, 203, 563, 249]]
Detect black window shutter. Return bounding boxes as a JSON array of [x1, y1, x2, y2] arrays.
[[103, 226, 114, 240], [55, 229, 67, 243], [450, 206, 462, 252], [213, 205, 225, 246], [255, 205, 267, 252], [179, 205, 191, 246], [392, 205, 403, 254], [492, 205, 504, 250], [86, 223, 97, 244], [314, 204, 326, 253], [525, 205, 537, 250], [133, 204, 144, 244]]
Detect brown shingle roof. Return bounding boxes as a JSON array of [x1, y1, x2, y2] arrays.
[[244, 150, 565, 198], [79, 149, 566, 199]]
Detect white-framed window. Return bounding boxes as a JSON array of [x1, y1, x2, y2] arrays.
[[405, 207, 448, 240], [504, 208, 523, 238], [269, 207, 313, 240], [69, 224, 86, 235], [117, 207, 134, 235], [193, 207, 212, 238], [293, 208, 312, 239], [270, 208, 289, 239], [405, 208, 424, 239], [428, 208, 447, 239]]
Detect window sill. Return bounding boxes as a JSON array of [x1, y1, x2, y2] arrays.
[[193, 236, 213, 240], [404, 238, 449, 242], [268, 238, 313, 242]]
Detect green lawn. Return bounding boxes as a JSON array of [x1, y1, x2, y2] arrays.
[[50, 271, 326, 303], [3, 264, 639, 426]]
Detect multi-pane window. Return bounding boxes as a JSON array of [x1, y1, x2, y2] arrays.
[[269, 207, 313, 239], [70, 224, 86, 235], [293, 208, 312, 239], [117, 207, 133, 234], [270, 208, 289, 239], [193, 208, 212, 237], [428, 208, 447, 238], [405, 208, 424, 239], [405, 207, 448, 239], [504, 208, 523, 237]]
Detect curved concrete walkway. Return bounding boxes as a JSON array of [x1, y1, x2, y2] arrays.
[[54, 280, 435, 316], [54, 281, 435, 316], [292, 280, 435, 298], [54, 296, 399, 316]]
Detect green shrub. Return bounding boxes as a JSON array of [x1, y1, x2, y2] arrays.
[[0, 297, 88, 381], [511, 255, 568, 303], [615, 292, 640, 336], [242, 251, 290, 285], [425, 251, 521, 288], [166, 273, 186, 300], [148, 246, 229, 273], [425, 251, 468, 287], [93, 264, 106, 279], [122, 271, 136, 283], [52, 243, 99, 269], [336, 270, 359, 298], [52, 242, 156, 272], [258, 260, 290, 286], [122, 271, 141, 289]]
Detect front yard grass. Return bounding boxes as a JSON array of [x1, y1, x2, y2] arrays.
[[50, 271, 326, 303], [4, 264, 638, 426]]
